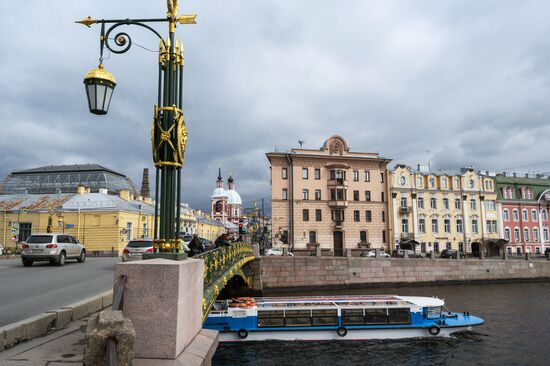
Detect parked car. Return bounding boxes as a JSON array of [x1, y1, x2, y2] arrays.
[[20, 233, 86, 267], [200, 238, 214, 251], [265, 247, 293, 256], [440, 249, 465, 259], [122, 239, 154, 262], [361, 250, 390, 258], [391, 249, 422, 258]]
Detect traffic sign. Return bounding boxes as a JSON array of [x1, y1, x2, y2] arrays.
[[11, 227, 18, 235]]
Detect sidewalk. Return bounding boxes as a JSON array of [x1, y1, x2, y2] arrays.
[[0, 315, 92, 366]]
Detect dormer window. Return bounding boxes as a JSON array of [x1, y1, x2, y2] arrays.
[[429, 177, 435, 188], [468, 179, 475, 189]]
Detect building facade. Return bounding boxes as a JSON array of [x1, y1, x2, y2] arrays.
[[267, 135, 392, 256], [390, 165, 501, 255], [496, 174, 550, 256]]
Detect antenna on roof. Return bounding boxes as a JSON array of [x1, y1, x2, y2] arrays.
[[298, 139, 304, 148]]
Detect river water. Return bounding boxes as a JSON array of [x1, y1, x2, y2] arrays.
[[212, 281, 550, 366]]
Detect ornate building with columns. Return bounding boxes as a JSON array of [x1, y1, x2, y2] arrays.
[[389, 164, 501, 256], [211, 169, 243, 225]]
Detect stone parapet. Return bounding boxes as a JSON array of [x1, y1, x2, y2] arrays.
[[253, 257, 550, 290]]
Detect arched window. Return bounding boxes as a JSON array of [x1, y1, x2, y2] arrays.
[[523, 228, 530, 242], [504, 228, 511, 241]]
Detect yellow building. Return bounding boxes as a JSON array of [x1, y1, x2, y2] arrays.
[[196, 214, 226, 242], [389, 165, 500, 255], [0, 188, 154, 255]]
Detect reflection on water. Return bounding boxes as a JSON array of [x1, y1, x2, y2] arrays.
[[213, 281, 550, 366]]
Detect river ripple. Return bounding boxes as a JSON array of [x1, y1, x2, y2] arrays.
[[213, 281, 550, 366]]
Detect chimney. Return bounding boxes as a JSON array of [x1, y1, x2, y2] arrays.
[[140, 168, 151, 199], [119, 189, 131, 201], [77, 185, 87, 195]]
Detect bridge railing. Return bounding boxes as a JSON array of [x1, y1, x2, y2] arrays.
[[196, 242, 255, 322]]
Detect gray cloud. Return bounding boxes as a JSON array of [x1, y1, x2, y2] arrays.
[[2, 0, 550, 212]]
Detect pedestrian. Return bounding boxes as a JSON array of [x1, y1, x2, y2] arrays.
[[189, 234, 203, 257]]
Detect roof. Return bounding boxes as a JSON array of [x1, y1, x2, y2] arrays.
[[62, 193, 154, 214], [495, 175, 550, 201], [0, 194, 74, 212], [12, 164, 125, 177], [226, 189, 242, 205]]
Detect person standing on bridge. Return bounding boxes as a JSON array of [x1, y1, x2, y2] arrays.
[[189, 234, 204, 257]]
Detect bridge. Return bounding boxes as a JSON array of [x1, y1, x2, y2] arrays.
[[196, 242, 256, 322]]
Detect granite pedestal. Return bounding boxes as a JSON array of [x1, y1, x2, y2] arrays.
[[115, 258, 204, 359]]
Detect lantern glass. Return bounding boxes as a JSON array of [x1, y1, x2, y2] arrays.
[[83, 64, 117, 115]]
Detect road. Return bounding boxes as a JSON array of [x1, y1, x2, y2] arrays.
[[0, 257, 119, 327]]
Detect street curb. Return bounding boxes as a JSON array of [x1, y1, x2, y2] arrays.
[[0, 289, 113, 352]]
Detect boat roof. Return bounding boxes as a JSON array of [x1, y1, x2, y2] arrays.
[[247, 295, 444, 309]]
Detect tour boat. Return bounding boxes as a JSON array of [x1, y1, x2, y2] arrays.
[[203, 295, 484, 342]]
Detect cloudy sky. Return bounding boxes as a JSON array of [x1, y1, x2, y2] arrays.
[[1, 0, 550, 212]]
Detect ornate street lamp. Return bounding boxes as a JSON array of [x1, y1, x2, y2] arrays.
[[83, 63, 116, 115], [77, 1, 197, 258]]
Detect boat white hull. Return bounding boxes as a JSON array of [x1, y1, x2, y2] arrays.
[[218, 326, 473, 342]]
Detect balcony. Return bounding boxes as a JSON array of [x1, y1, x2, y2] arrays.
[[399, 206, 412, 215], [334, 220, 344, 229], [401, 232, 411, 240], [327, 179, 348, 188], [328, 200, 348, 208]]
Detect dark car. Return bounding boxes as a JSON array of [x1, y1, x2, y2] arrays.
[[440, 249, 465, 259], [200, 238, 214, 251]]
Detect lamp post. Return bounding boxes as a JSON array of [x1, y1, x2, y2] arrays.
[[77, 1, 196, 258]]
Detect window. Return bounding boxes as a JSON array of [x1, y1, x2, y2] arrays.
[[126, 222, 133, 241], [364, 170, 370, 182], [472, 219, 478, 234], [536, 247, 541, 254], [469, 179, 475, 189], [315, 209, 322, 221], [470, 199, 476, 210], [312, 309, 338, 326], [388, 308, 411, 325], [443, 198, 449, 210], [360, 231, 368, 243], [330, 170, 346, 181], [444, 219, 451, 233], [533, 228, 539, 242], [432, 219, 438, 233], [330, 189, 345, 201], [503, 209, 509, 221], [382, 230, 387, 243], [365, 308, 387, 325], [434, 242, 440, 252], [400, 176, 406, 186], [514, 228, 520, 242], [429, 177, 435, 188], [354, 210, 360, 222], [309, 231, 317, 244], [523, 228, 530, 242], [446, 242, 452, 250], [353, 170, 359, 181], [532, 210, 538, 222], [419, 219, 426, 233], [456, 219, 463, 233], [381, 192, 385, 202], [455, 198, 461, 210], [454, 178, 459, 189], [430, 197, 437, 209], [257, 310, 284, 327], [353, 190, 360, 201], [285, 310, 313, 327], [282, 188, 288, 200], [381, 211, 386, 222], [365, 210, 372, 222], [542, 210, 548, 222], [485, 201, 496, 210], [365, 191, 371, 201], [342, 309, 365, 325], [302, 167, 308, 179], [380, 172, 384, 183], [513, 209, 519, 221], [522, 209, 528, 221], [400, 197, 407, 208], [416, 176, 423, 188], [282, 168, 288, 179], [504, 228, 511, 241], [332, 210, 345, 223], [441, 178, 447, 189], [516, 247, 522, 255], [544, 228, 549, 241], [402, 219, 409, 233], [302, 189, 309, 200], [418, 196, 424, 209], [315, 189, 321, 200], [303, 209, 309, 221], [489, 220, 498, 233], [314, 168, 321, 180]]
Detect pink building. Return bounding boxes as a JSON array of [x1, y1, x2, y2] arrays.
[[211, 169, 243, 225]]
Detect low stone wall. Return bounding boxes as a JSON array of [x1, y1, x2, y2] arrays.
[[255, 257, 550, 290]]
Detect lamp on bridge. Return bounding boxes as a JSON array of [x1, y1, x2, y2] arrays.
[[83, 63, 116, 115]]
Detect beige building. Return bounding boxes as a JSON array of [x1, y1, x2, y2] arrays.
[[390, 164, 501, 255], [266, 135, 392, 256]]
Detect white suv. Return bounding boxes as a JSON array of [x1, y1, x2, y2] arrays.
[[21, 233, 86, 267]]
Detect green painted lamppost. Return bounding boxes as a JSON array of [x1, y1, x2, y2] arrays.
[[77, 1, 196, 258]]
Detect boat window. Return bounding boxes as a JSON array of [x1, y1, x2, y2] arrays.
[[342, 309, 364, 325], [388, 308, 410, 324], [365, 308, 388, 325], [425, 306, 442, 319], [312, 309, 338, 326], [285, 310, 312, 327], [257, 310, 284, 327]]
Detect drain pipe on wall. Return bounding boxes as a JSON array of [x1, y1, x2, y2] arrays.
[[286, 153, 294, 251]]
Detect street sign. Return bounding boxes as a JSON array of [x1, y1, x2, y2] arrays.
[[120, 229, 128, 235], [21, 208, 28, 215], [66, 224, 75, 229], [11, 227, 18, 235]]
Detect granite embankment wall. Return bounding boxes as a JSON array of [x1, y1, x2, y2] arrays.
[[252, 257, 550, 291]]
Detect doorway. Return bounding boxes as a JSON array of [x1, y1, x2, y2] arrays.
[[471, 242, 481, 257], [333, 231, 343, 257]]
